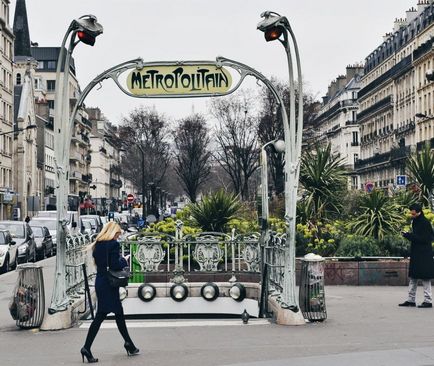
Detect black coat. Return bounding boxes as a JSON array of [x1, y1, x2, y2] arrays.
[[93, 240, 128, 314], [405, 213, 434, 279]]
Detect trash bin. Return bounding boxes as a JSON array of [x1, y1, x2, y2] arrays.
[[9, 264, 45, 328], [299, 253, 326, 321]]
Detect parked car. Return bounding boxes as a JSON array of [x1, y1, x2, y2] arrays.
[[33, 210, 79, 232], [30, 225, 54, 259], [0, 221, 36, 264], [80, 215, 103, 233], [0, 230, 17, 273], [28, 218, 57, 249]]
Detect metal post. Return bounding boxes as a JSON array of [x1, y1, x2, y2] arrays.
[[258, 12, 305, 321], [138, 145, 146, 220], [49, 25, 76, 313], [49, 15, 103, 314]]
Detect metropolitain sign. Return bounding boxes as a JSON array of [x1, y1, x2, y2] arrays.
[[126, 64, 232, 96]]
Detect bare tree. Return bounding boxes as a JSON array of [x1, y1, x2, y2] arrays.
[[119, 107, 171, 192], [258, 79, 319, 195], [173, 114, 212, 202], [210, 94, 259, 200]]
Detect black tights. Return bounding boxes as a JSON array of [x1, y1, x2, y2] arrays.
[[84, 311, 133, 350]]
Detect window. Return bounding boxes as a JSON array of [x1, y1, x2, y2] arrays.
[[16, 73, 21, 85], [47, 100, 55, 109], [36, 61, 44, 69], [352, 131, 359, 145], [354, 154, 359, 164], [47, 80, 56, 91], [47, 61, 56, 69]]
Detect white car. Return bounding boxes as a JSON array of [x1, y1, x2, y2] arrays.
[[0, 230, 18, 273]]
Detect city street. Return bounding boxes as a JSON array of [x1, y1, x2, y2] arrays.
[[2, 258, 434, 365]]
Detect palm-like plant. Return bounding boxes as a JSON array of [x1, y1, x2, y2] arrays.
[[299, 144, 347, 222], [189, 190, 241, 232], [406, 143, 434, 208], [351, 190, 404, 240]]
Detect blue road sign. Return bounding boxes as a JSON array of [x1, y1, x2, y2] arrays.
[[396, 175, 407, 186]]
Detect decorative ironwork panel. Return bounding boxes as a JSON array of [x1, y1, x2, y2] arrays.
[[239, 234, 260, 272], [134, 237, 165, 272], [193, 235, 224, 272]]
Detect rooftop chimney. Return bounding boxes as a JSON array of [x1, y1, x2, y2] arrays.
[[406, 7, 418, 22], [346, 64, 364, 81], [336, 75, 348, 91], [393, 18, 408, 32], [417, 0, 430, 14]]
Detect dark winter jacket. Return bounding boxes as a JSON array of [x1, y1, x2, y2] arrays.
[[404, 213, 434, 279], [93, 240, 128, 314]]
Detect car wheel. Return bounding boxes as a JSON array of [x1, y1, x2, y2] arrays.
[[0, 256, 9, 274]]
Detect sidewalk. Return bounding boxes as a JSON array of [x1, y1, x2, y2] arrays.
[[2, 279, 434, 365]]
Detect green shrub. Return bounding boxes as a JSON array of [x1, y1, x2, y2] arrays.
[[379, 235, 410, 257], [336, 235, 383, 257], [189, 190, 241, 232]]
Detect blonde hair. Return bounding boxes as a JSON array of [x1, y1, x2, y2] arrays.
[[90, 221, 122, 251]]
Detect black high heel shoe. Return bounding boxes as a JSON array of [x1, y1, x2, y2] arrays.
[[80, 347, 98, 363], [124, 342, 139, 356]]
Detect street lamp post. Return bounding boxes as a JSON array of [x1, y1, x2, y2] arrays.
[[49, 15, 103, 314], [257, 11, 304, 322]]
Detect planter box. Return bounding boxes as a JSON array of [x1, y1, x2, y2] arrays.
[[296, 260, 409, 286]]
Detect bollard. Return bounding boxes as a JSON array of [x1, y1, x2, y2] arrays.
[[9, 264, 45, 328], [299, 253, 327, 322]]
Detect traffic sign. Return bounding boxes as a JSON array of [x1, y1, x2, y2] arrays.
[[365, 182, 374, 193], [127, 194, 134, 203], [396, 175, 407, 187]]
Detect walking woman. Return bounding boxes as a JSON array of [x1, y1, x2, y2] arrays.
[[81, 221, 139, 363]]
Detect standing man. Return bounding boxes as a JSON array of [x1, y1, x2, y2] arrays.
[[399, 203, 434, 308]]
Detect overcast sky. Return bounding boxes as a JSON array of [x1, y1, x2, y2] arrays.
[[10, 0, 415, 124]]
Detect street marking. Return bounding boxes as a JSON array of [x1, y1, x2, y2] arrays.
[[80, 319, 270, 329]]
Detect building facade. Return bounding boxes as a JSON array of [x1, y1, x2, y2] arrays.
[[0, 0, 15, 219], [30, 47, 92, 210], [356, 1, 433, 189], [13, 0, 41, 218], [304, 65, 364, 189], [87, 107, 123, 214]]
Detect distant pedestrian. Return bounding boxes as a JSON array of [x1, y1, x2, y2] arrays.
[[24, 216, 30, 223], [399, 203, 434, 308], [81, 221, 139, 363]]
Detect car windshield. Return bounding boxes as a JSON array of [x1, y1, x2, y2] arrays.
[[30, 226, 44, 237], [0, 232, 6, 244], [30, 219, 57, 230], [0, 223, 25, 238]]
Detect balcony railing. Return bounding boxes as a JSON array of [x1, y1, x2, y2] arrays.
[[390, 146, 411, 161], [394, 121, 415, 136], [355, 151, 391, 170], [357, 95, 393, 122]]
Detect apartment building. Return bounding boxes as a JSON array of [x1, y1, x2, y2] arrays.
[[356, 1, 433, 189], [304, 65, 364, 189]]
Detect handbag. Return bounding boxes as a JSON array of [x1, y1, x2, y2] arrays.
[[106, 245, 131, 288]]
